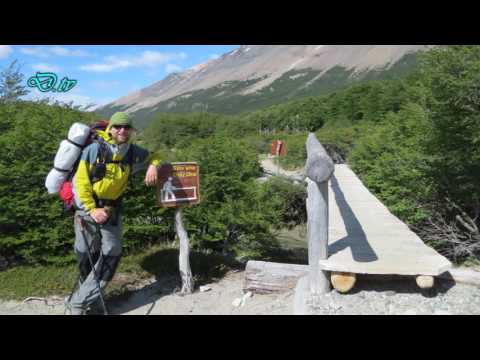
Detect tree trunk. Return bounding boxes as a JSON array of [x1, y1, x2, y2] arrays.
[[175, 208, 194, 294]]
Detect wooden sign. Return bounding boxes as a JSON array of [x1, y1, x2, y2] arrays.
[[271, 140, 287, 157], [157, 162, 200, 208]]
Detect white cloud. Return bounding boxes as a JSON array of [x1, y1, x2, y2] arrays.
[[31, 63, 61, 72], [90, 80, 121, 90], [20, 47, 49, 58], [50, 46, 88, 57], [20, 46, 89, 58], [28, 88, 96, 109], [80, 51, 188, 73], [0, 45, 13, 59], [165, 63, 182, 74], [210, 54, 220, 60]]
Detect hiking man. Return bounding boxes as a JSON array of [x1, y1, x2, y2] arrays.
[[162, 176, 177, 201], [65, 112, 160, 315]]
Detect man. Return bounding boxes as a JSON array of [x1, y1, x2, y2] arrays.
[[65, 112, 160, 315]]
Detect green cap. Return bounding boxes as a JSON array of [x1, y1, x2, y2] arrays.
[[110, 112, 133, 127]]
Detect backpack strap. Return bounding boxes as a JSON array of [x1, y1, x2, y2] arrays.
[[96, 137, 110, 164], [66, 138, 84, 149], [54, 166, 70, 173]]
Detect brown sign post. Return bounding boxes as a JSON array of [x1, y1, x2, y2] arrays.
[[156, 162, 200, 294], [271, 140, 287, 157], [157, 162, 200, 208]]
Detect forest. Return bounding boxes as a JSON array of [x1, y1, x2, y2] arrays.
[[1, 45, 479, 271]]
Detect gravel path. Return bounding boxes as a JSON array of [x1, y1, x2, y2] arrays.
[[304, 275, 480, 315], [1, 271, 479, 315]]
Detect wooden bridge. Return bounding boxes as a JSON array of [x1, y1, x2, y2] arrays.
[[245, 134, 452, 294]]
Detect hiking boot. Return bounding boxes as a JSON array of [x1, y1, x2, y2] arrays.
[[86, 299, 106, 315]]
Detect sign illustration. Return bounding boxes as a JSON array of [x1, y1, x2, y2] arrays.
[[157, 162, 200, 208]]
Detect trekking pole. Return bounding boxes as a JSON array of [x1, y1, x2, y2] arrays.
[[78, 216, 109, 315]]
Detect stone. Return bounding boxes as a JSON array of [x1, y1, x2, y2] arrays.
[[199, 286, 212, 292], [403, 309, 417, 315], [243, 291, 253, 299], [232, 298, 243, 307]]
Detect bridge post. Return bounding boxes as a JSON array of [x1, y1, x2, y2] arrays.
[[305, 133, 334, 294]]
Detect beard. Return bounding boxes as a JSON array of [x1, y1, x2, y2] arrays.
[[111, 133, 130, 144]]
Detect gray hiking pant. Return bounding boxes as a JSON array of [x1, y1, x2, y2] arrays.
[[69, 209, 123, 311]]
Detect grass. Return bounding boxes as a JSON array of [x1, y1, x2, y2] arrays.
[[0, 241, 244, 301], [262, 225, 308, 265], [0, 264, 78, 300]]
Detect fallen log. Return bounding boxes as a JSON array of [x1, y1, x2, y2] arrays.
[[244, 261, 480, 295], [244, 261, 308, 294], [438, 267, 480, 287]]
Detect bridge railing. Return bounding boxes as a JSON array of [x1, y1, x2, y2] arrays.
[[305, 133, 334, 294]]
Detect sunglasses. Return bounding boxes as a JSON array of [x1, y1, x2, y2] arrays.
[[112, 125, 132, 130]]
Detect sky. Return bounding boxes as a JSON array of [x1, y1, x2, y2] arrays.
[[0, 45, 239, 110]]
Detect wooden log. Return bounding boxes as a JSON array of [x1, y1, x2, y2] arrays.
[[331, 272, 357, 293], [307, 178, 331, 294], [416, 275, 434, 289], [175, 208, 194, 294], [438, 267, 480, 287], [305, 133, 334, 295], [244, 261, 309, 294], [305, 133, 334, 183]]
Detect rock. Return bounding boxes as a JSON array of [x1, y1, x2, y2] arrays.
[[403, 309, 417, 315], [199, 286, 212, 293], [232, 298, 243, 307], [243, 291, 253, 299]]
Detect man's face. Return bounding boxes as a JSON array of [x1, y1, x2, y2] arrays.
[[110, 124, 132, 144]]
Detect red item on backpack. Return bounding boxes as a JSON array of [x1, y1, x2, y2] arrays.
[[59, 181, 74, 206]]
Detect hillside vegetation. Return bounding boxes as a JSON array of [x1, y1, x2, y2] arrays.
[[1, 45, 479, 274]]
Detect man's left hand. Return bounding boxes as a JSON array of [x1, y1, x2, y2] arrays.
[[145, 165, 158, 186]]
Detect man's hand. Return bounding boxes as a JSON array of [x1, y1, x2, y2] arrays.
[[145, 164, 158, 186], [90, 208, 109, 224]]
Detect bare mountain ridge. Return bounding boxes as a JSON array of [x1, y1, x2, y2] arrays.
[[100, 45, 433, 117]]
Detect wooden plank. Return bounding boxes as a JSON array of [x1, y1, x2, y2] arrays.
[[319, 164, 452, 276]]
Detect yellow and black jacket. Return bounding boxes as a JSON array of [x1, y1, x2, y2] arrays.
[[73, 130, 160, 213]]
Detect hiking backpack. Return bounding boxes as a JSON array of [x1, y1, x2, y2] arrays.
[[45, 120, 133, 214]]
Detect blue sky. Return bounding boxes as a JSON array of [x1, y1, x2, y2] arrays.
[[0, 45, 239, 109]]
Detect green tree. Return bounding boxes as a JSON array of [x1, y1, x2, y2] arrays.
[[173, 135, 278, 259], [418, 45, 480, 213], [0, 60, 30, 103]]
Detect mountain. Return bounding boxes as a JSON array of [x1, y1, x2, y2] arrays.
[[97, 45, 434, 128]]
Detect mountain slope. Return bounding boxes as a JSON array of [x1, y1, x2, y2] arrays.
[[98, 45, 433, 128]]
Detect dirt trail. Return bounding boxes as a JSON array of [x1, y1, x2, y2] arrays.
[[260, 156, 305, 181], [0, 271, 293, 315]]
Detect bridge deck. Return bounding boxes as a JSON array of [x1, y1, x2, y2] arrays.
[[319, 165, 452, 276]]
